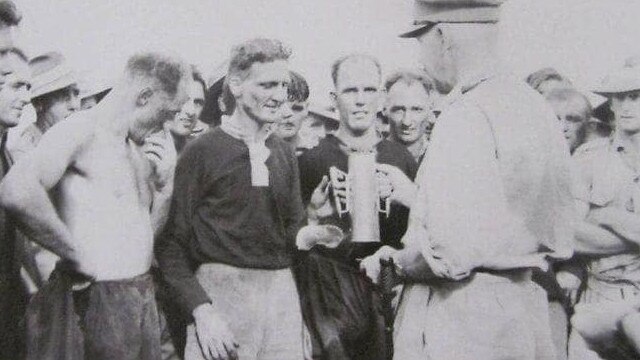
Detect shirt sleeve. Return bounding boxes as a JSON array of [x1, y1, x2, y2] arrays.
[[155, 142, 212, 315]]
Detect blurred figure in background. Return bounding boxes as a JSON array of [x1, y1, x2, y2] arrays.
[[276, 70, 311, 155], [545, 88, 593, 154], [9, 51, 79, 162], [0, 8, 32, 353], [527, 67, 574, 96], [166, 67, 206, 152], [384, 70, 436, 164]]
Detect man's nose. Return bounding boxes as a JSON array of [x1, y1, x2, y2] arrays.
[[272, 84, 288, 103], [69, 95, 81, 112], [355, 91, 365, 106]]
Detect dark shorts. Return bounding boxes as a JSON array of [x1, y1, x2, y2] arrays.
[[74, 273, 161, 360]]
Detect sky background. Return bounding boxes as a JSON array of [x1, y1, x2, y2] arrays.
[[12, 0, 640, 105]]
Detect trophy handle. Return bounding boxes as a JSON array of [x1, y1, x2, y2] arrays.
[[378, 196, 390, 218], [329, 166, 350, 217]]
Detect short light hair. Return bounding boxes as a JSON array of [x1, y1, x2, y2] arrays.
[[545, 88, 592, 121], [384, 70, 434, 95], [125, 52, 190, 98], [288, 70, 309, 102], [526, 67, 572, 93], [227, 38, 291, 79], [331, 54, 381, 87]]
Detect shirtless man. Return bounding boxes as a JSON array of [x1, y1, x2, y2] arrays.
[[0, 52, 190, 359]]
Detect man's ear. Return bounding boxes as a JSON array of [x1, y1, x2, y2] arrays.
[[228, 75, 243, 98], [136, 87, 154, 107], [330, 91, 337, 107]]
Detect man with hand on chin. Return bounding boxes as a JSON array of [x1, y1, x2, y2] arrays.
[[0, 52, 191, 359]]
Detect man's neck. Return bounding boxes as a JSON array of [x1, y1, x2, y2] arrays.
[[35, 112, 60, 134], [335, 126, 379, 151], [618, 131, 640, 154], [227, 109, 263, 141], [93, 89, 132, 140], [400, 136, 427, 162]]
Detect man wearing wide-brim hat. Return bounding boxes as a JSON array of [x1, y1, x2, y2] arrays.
[[9, 51, 80, 162], [568, 58, 640, 360], [361, 1, 575, 359]]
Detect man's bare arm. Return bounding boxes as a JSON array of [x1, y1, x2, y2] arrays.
[[0, 118, 88, 262], [573, 220, 635, 255], [150, 184, 173, 237], [588, 207, 640, 246]]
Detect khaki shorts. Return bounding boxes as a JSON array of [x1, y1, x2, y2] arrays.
[[184, 264, 306, 360], [394, 272, 556, 360]]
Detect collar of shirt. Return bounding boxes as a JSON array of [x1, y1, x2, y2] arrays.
[[220, 116, 273, 187]]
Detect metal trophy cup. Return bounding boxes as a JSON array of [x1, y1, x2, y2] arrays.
[[329, 148, 390, 243]]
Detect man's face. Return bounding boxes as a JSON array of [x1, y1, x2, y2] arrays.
[[386, 81, 432, 145], [333, 58, 382, 136], [416, 27, 456, 94], [276, 100, 308, 140], [167, 79, 205, 137], [549, 99, 588, 151], [45, 85, 80, 124], [0, 53, 31, 129], [237, 60, 289, 125], [131, 80, 189, 143], [611, 90, 640, 135]]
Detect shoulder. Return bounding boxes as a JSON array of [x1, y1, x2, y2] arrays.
[[41, 113, 97, 149], [573, 138, 610, 159], [298, 136, 336, 163]]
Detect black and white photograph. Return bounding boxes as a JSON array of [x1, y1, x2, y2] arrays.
[[1, 0, 640, 359]]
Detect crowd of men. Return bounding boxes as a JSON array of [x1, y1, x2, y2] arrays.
[[0, 0, 640, 359]]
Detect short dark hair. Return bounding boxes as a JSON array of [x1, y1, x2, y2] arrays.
[[227, 38, 291, 79], [0, 1, 21, 27], [384, 70, 434, 95], [288, 70, 309, 102], [525, 67, 572, 93], [331, 54, 381, 87], [545, 88, 592, 121], [125, 52, 189, 98]]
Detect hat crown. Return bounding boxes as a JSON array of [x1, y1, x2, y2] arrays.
[[29, 51, 78, 99], [594, 56, 640, 95]]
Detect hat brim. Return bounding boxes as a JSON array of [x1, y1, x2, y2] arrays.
[[399, 22, 436, 38], [593, 68, 640, 96]]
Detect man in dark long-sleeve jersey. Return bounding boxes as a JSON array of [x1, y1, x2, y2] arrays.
[[156, 38, 308, 360], [296, 54, 417, 360]]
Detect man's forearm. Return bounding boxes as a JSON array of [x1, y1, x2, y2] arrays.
[[394, 246, 438, 282], [595, 208, 640, 246], [574, 221, 635, 255], [7, 186, 76, 260], [151, 184, 173, 237]]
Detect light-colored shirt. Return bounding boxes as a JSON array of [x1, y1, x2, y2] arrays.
[[573, 136, 640, 284], [406, 74, 575, 273]]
